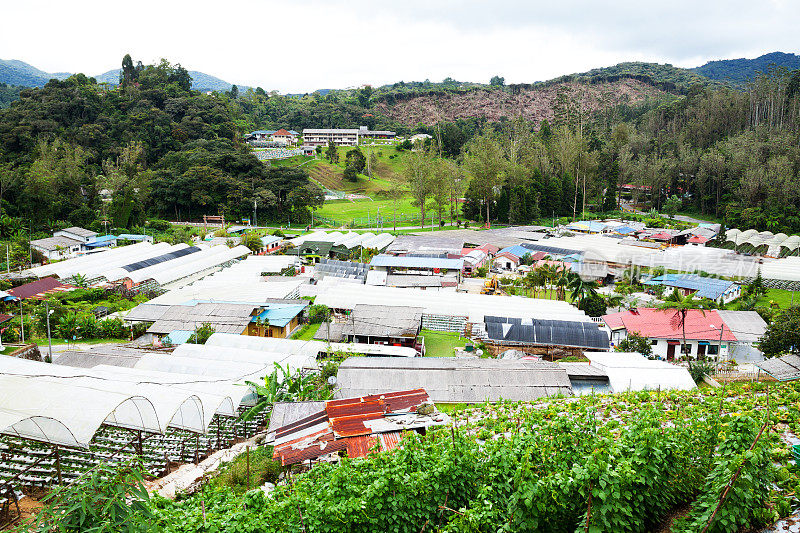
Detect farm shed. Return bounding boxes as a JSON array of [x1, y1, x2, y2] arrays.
[[335, 357, 574, 403]]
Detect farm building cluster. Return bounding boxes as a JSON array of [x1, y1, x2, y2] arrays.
[[0, 216, 796, 521]]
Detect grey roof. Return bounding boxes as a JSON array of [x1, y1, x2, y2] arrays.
[[315, 259, 368, 282], [315, 304, 423, 342], [54, 345, 151, 369], [386, 234, 465, 255], [717, 310, 768, 343], [484, 316, 610, 350], [370, 254, 463, 270], [30, 235, 83, 251], [559, 362, 609, 378], [124, 303, 170, 323], [756, 354, 800, 381], [146, 303, 258, 335], [336, 357, 573, 403], [58, 227, 97, 238], [302, 128, 360, 134], [266, 401, 326, 438]]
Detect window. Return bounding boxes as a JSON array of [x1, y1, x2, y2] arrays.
[[650, 340, 658, 345], [681, 344, 692, 355], [707, 345, 719, 355]]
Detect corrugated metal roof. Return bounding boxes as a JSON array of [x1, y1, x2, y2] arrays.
[[147, 302, 258, 335], [644, 274, 737, 300], [336, 358, 573, 403], [756, 354, 800, 381], [272, 389, 447, 466], [124, 303, 170, 322], [8, 277, 74, 299]]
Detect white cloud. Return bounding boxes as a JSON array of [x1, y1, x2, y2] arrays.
[[0, 0, 798, 92]]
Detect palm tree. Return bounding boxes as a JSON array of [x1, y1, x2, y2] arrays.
[[72, 273, 89, 288], [555, 268, 570, 301], [568, 271, 598, 305]]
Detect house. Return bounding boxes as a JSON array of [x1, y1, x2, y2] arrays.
[[259, 235, 283, 254], [30, 236, 84, 261], [272, 128, 298, 146], [313, 304, 423, 350], [492, 251, 521, 271], [54, 227, 98, 245], [247, 301, 309, 338], [643, 274, 741, 304], [601, 308, 766, 361]]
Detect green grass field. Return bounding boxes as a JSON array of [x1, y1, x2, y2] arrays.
[[292, 323, 321, 340], [754, 288, 799, 309], [420, 329, 471, 357]]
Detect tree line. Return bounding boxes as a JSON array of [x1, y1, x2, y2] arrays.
[[0, 55, 323, 234]]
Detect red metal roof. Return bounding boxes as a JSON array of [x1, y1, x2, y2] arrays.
[[648, 233, 673, 241], [602, 309, 737, 341], [273, 128, 293, 136], [273, 389, 435, 466], [8, 277, 75, 300], [0, 314, 12, 324], [688, 235, 710, 244]]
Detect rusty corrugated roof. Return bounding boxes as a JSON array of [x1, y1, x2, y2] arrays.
[[272, 388, 444, 466]]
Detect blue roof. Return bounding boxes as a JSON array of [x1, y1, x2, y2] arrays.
[[289, 130, 299, 135], [498, 245, 532, 259], [613, 225, 637, 234], [643, 274, 737, 300], [252, 304, 307, 328], [370, 254, 464, 270], [117, 234, 151, 241], [85, 235, 117, 248], [251, 130, 277, 135], [165, 330, 194, 345]]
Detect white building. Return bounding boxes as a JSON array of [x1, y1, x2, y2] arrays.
[[302, 129, 360, 147]]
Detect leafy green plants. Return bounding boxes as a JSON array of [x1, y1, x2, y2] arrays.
[[22, 461, 153, 533]]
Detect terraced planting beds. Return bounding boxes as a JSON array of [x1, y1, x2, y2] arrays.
[[151, 381, 800, 532]]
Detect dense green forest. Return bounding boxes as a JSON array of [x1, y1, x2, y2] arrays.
[[0, 83, 22, 109], [452, 67, 800, 232], [0, 56, 323, 234], [2, 54, 800, 238]]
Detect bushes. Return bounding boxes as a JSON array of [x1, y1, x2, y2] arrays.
[[308, 304, 331, 324], [211, 446, 282, 494]]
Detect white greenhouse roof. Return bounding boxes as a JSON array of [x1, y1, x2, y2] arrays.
[[28, 241, 160, 279], [146, 279, 305, 306], [311, 282, 591, 323], [584, 352, 696, 392], [171, 343, 318, 373], [205, 332, 419, 358]]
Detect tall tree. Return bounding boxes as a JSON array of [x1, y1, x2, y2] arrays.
[[462, 133, 505, 226], [404, 150, 433, 229]]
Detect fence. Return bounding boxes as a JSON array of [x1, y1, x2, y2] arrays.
[[314, 212, 456, 229], [711, 368, 768, 382]]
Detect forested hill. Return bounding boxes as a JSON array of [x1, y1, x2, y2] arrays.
[[94, 68, 244, 93], [0, 59, 71, 87], [0, 59, 244, 93], [691, 51, 800, 86]]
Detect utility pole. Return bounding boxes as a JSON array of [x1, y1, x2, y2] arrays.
[[253, 198, 258, 227], [45, 301, 53, 362], [19, 298, 24, 343]]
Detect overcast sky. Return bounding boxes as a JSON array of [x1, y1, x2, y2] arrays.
[[2, 0, 799, 93]]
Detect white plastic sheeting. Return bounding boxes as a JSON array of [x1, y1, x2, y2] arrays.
[[0, 375, 159, 448], [206, 332, 419, 358], [146, 279, 305, 306], [172, 343, 317, 373], [198, 256, 300, 284], [288, 231, 395, 250], [584, 352, 696, 392], [311, 282, 591, 323], [133, 353, 265, 381], [149, 245, 252, 287], [28, 241, 160, 279], [103, 243, 194, 282]]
